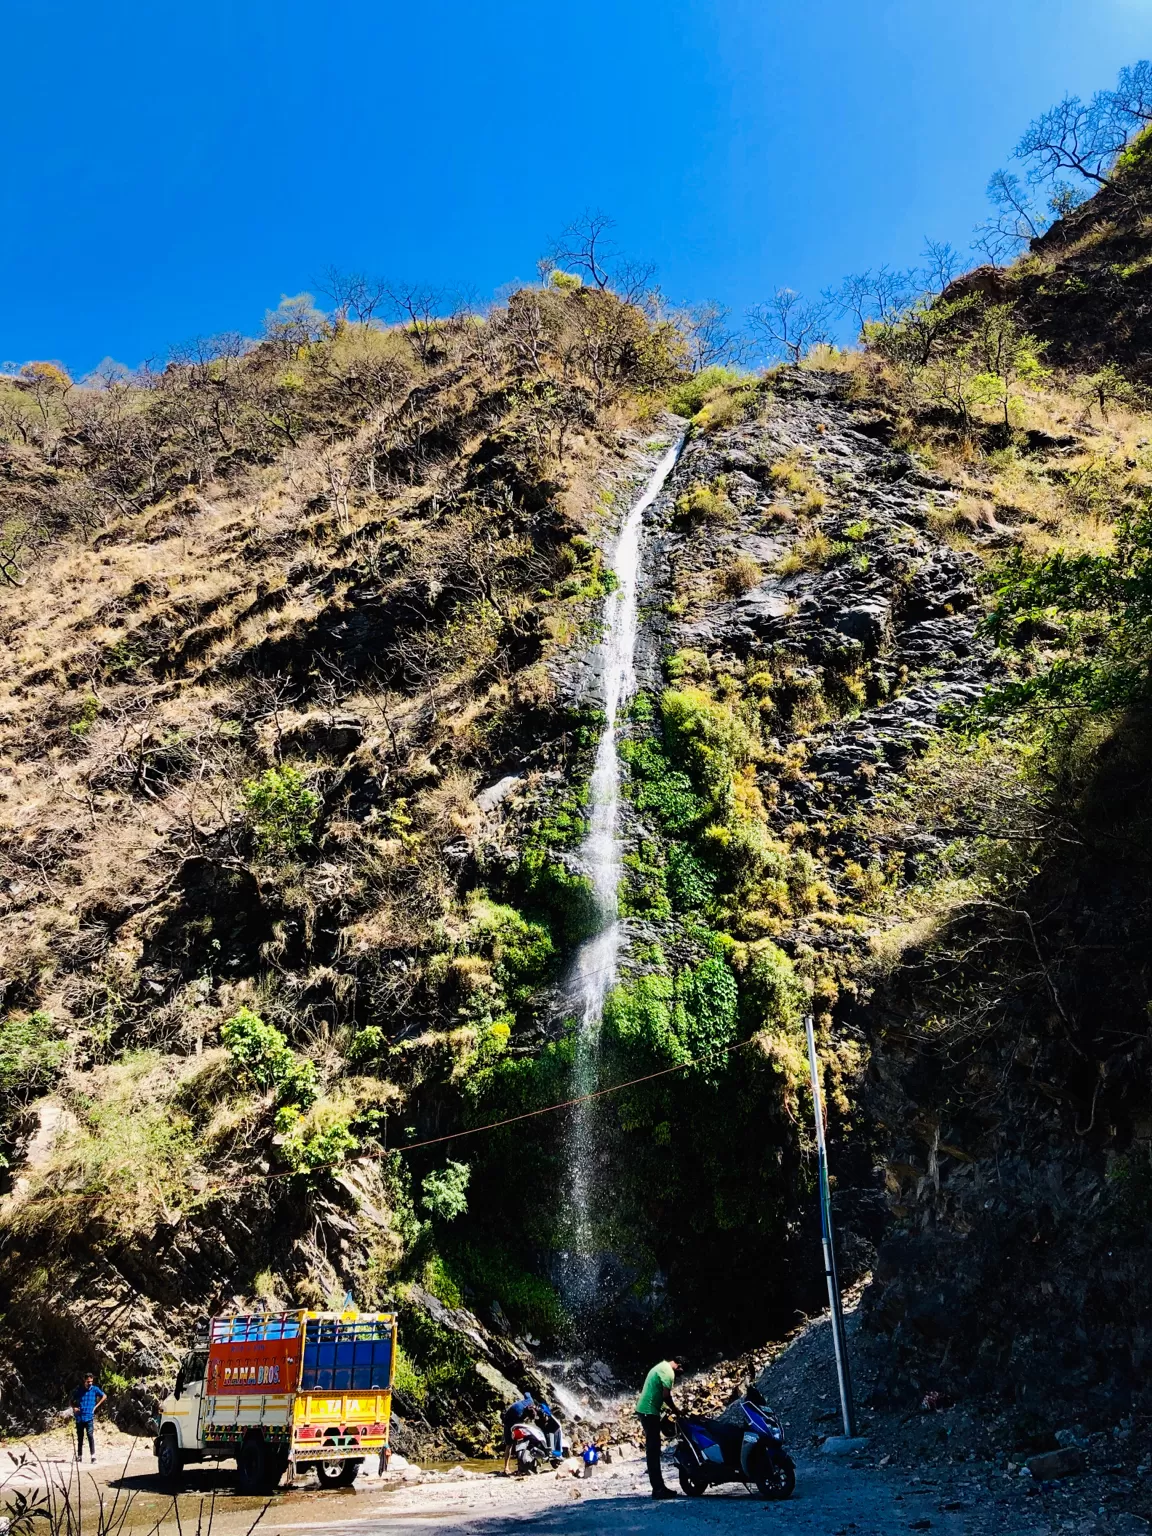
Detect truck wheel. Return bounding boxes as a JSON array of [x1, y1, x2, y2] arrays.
[[265, 1453, 289, 1491], [237, 1437, 268, 1495], [157, 1430, 184, 1487], [315, 1458, 360, 1488]]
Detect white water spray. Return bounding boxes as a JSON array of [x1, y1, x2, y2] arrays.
[[561, 438, 682, 1311]]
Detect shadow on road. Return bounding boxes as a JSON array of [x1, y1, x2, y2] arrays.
[[359, 1490, 802, 1536]]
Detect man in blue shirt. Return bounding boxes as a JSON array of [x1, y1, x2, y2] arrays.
[[70, 1373, 106, 1462], [501, 1392, 534, 1475]]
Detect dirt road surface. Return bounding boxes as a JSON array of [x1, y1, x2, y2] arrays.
[[0, 1437, 969, 1536], [7, 1300, 1148, 1535]]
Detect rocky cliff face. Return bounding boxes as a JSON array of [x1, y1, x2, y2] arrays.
[[587, 358, 1152, 1430], [1, 244, 1151, 1453], [546, 368, 1004, 1351]]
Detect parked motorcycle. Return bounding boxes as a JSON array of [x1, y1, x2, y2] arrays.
[[674, 1386, 795, 1499], [511, 1419, 550, 1475]]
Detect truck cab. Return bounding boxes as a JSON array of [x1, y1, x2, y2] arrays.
[[156, 1346, 209, 1478]]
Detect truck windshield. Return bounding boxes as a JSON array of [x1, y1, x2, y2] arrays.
[[300, 1318, 392, 1391]]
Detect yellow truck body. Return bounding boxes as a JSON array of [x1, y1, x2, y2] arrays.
[[155, 1309, 397, 1488]]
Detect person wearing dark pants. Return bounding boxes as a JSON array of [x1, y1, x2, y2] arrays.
[[634, 1358, 682, 1499], [70, 1374, 106, 1463]]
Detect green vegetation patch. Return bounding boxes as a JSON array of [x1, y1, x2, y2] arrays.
[[242, 764, 320, 858]]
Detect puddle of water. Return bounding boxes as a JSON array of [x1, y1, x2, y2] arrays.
[[413, 1459, 499, 1476]]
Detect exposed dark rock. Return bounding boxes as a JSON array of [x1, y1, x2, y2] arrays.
[[280, 712, 366, 759], [141, 857, 273, 980]]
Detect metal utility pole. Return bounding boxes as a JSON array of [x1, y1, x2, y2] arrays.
[[805, 1014, 857, 1440]]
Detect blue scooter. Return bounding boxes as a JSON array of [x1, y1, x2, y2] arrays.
[[674, 1386, 796, 1499]]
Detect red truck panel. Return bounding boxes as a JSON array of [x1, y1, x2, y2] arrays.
[[206, 1329, 302, 1397], [207, 1336, 301, 1396]]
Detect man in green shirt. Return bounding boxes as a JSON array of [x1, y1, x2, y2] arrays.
[[635, 1357, 682, 1499]]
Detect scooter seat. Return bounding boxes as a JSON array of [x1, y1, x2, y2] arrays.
[[682, 1417, 745, 1456]]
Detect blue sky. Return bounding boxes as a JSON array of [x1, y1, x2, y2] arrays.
[[5, 0, 1150, 374]]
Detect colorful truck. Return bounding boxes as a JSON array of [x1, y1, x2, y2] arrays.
[[154, 1309, 397, 1491]]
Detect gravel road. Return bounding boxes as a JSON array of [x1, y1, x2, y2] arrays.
[[262, 1446, 966, 1536]]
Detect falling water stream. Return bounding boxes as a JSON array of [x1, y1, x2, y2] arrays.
[[560, 437, 683, 1316]]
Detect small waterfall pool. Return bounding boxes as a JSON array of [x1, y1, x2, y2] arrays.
[[559, 436, 683, 1315]]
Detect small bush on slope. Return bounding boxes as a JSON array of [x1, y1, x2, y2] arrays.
[[221, 1006, 319, 1109]]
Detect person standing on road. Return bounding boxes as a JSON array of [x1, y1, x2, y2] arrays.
[[70, 1373, 106, 1463], [635, 1357, 682, 1500]]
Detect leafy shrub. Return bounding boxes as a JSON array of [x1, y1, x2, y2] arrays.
[[603, 974, 686, 1066], [741, 942, 804, 1032], [69, 695, 100, 738], [469, 898, 556, 1005], [621, 731, 708, 835], [241, 764, 320, 857], [660, 686, 760, 806], [666, 843, 715, 911], [982, 501, 1152, 715], [1076, 364, 1139, 421], [421, 1159, 471, 1221], [666, 367, 747, 419], [221, 1005, 318, 1108], [283, 1113, 358, 1171], [349, 1025, 386, 1061], [603, 954, 739, 1076], [676, 956, 740, 1065], [702, 818, 787, 893]]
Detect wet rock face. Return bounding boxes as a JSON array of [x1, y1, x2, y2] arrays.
[[587, 370, 1152, 1412], [542, 369, 1008, 1354]]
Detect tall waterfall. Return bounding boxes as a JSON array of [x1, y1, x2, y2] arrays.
[[561, 438, 682, 1314]]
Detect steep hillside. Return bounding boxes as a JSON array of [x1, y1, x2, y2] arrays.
[[949, 125, 1152, 383], [840, 156, 1152, 1430], [0, 288, 689, 1442], [3, 189, 1152, 1461]]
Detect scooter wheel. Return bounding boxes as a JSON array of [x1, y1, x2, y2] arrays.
[[678, 1465, 708, 1497], [756, 1454, 795, 1501]]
